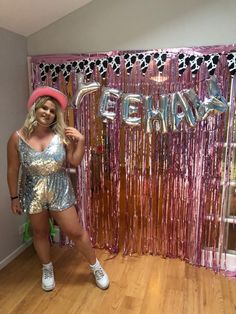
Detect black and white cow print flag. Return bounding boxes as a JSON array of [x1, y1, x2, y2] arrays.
[[189, 55, 203, 77], [178, 54, 190, 76], [108, 55, 121, 76], [95, 58, 108, 78], [203, 54, 220, 76], [153, 52, 167, 73], [137, 53, 152, 74], [124, 53, 137, 75], [227, 53, 236, 77]]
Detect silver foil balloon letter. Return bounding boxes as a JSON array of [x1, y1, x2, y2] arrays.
[[72, 73, 101, 108], [144, 95, 168, 134], [170, 92, 196, 131], [98, 87, 122, 121], [198, 76, 228, 120], [183, 89, 202, 121], [122, 94, 142, 126]]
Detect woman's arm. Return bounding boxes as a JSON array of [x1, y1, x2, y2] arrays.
[[65, 127, 85, 167], [7, 132, 22, 215]]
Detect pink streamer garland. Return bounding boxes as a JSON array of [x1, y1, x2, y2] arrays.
[[29, 45, 236, 275]]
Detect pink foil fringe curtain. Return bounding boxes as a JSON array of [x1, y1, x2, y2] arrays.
[[29, 45, 236, 274]]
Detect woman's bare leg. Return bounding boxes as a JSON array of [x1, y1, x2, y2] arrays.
[[50, 206, 109, 289], [28, 210, 51, 264], [50, 206, 96, 265], [29, 211, 55, 291]]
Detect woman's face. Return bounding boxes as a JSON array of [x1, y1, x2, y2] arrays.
[[35, 100, 56, 127]]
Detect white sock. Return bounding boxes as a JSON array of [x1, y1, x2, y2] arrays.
[[42, 262, 53, 269], [90, 259, 99, 268]]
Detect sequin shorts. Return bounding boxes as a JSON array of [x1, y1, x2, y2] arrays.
[[19, 169, 76, 214]]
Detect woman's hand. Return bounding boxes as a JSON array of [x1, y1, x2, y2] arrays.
[[65, 127, 85, 143], [65, 127, 85, 167], [11, 198, 22, 215]]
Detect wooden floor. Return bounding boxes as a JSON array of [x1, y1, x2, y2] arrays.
[[0, 245, 235, 314]]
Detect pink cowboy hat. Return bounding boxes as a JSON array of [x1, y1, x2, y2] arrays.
[[27, 86, 68, 110]]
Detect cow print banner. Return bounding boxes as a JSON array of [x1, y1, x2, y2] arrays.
[[36, 50, 236, 83]]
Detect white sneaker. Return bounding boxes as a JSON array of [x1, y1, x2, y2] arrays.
[[42, 263, 55, 291], [90, 260, 109, 290]]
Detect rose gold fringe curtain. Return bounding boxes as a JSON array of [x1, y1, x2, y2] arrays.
[[29, 45, 236, 274]]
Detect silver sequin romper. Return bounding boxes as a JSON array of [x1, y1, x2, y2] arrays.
[[17, 133, 76, 214]]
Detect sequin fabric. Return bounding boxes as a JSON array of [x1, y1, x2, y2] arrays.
[[17, 133, 75, 214]]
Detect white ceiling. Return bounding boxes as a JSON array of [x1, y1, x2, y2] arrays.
[[0, 0, 93, 37]]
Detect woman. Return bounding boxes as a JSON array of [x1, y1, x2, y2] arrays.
[[7, 86, 109, 291]]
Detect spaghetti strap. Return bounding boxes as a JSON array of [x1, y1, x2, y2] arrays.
[[16, 131, 29, 146], [16, 131, 31, 151], [16, 130, 24, 140]]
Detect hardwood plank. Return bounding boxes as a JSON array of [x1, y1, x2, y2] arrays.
[[0, 245, 235, 314]]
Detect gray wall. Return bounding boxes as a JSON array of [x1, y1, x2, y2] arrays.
[[0, 28, 28, 265], [28, 0, 236, 55]]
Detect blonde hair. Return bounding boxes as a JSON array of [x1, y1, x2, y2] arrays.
[[22, 96, 68, 143]]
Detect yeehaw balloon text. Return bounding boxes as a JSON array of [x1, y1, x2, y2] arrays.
[[71, 74, 228, 133]]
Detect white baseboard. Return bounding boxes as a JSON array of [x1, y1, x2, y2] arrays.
[[0, 241, 32, 270]]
